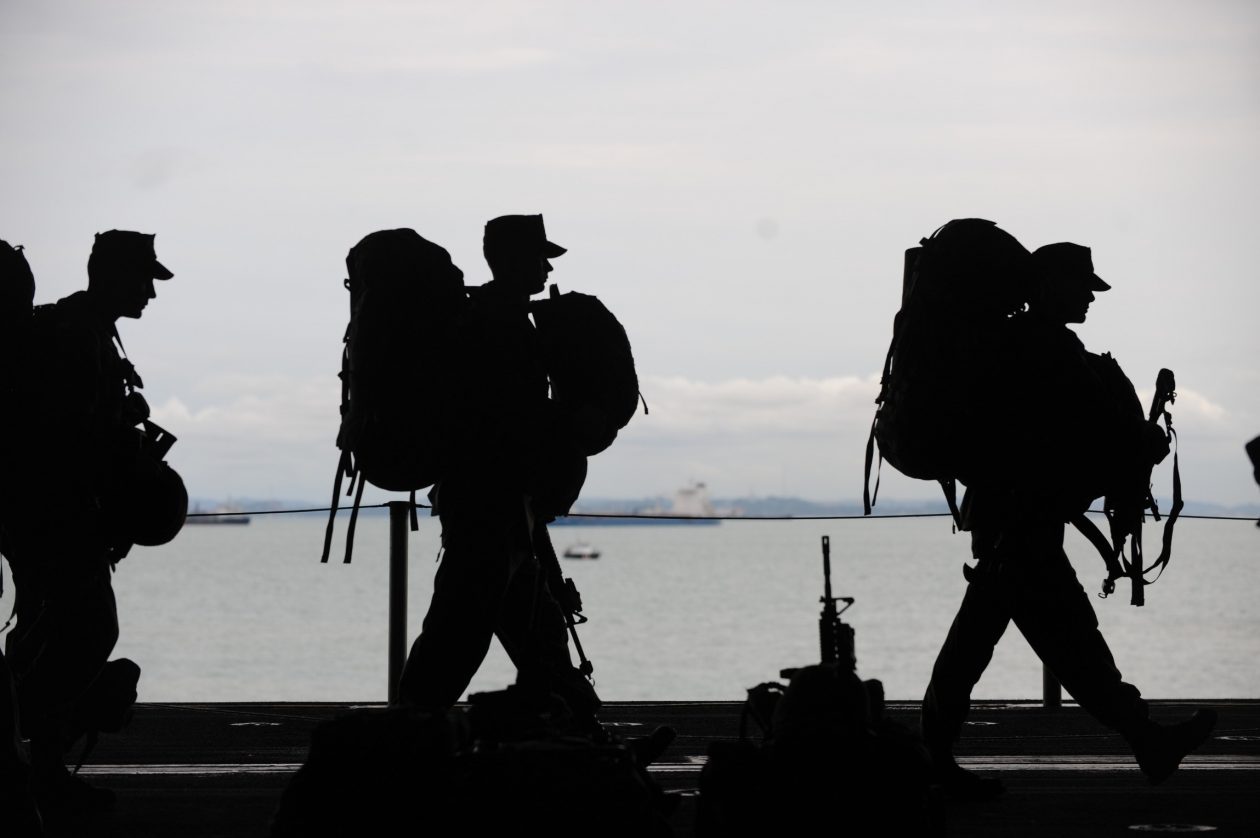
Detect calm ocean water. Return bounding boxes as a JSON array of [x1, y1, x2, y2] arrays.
[[2, 514, 1256, 703]]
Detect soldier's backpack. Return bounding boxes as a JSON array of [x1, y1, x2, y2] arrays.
[[1, 241, 35, 589], [321, 229, 467, 563], [1, 240, 34, 442], [531, 284, 643, 457], [863, 219, 1034, 520], [1, 239, 34, 350]]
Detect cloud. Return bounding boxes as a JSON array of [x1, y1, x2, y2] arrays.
[[1137, 386, 1229, 425], [149, 375, 339, 499], [630, 374, 880, 439]]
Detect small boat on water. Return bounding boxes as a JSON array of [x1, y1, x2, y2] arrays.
[[563, 541, 601, 559]]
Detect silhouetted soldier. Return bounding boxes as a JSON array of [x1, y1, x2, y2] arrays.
[[397, 215, 601, 730], [920, 242, 1216, 798], [2, 231, 171, 812], [1248, 436, 1260, 526]]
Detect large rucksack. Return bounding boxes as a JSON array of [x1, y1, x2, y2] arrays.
[[863, 219, 1034, 518], [0, 241, 35, 581], [321, 229, 467, 563], [530, 284, 642, 457], [526, 284, 643, 521], [1, 239, 35, 431]]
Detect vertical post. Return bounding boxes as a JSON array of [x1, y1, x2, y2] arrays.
[[387, 500, 409, 704], [1042, 665, 1062, 710]]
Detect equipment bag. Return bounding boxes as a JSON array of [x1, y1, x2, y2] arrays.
[[530, 284, 643, 457], [321, 229, 467, 563], [863, 218, 1034, 518]]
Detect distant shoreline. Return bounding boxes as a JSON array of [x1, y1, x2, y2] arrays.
[[187, 496, 1260, 520]]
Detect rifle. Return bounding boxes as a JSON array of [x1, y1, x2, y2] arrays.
[[531, 519, 594, 680], [781, 535, 855, 678], [1098, 368, 1182, 606]]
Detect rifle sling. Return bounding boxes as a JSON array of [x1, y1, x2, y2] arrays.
[[1147, 428, 1182, 584], [1072, 513, 1125, 588]]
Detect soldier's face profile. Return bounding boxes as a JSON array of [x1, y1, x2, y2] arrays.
[[1041, 276, 1094, 324], [114, 272, 157, 319], [1062, 283, 1094, 324], [534, 257, 553, 294]]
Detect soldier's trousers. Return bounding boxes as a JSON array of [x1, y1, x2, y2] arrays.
[[2, 512, 119, 748], [921, 522, 1150, 759], [398, 493, 599, 720]]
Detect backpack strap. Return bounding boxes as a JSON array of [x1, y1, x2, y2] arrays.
[[342, 472, 366, 564], [862, 412, 881, 516], [939, 478, 961, 530], [1071, 512, 1125, 598], [862, 328, 900, 516], [319, 449, 351, 563]]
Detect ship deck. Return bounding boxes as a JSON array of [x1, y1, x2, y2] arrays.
[[39, 699, 1260, 836]]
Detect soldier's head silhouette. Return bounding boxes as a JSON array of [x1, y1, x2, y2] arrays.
[[483, 214, 565, 297], [87, 230, 173, 320], [1031, 242, 1108, 325]]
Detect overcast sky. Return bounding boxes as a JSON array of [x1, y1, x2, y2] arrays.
[[2, 0, 1257, 505]]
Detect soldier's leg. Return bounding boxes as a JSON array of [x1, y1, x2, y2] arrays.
[[397, 520, 516, 709], [921, 566, 1012, 761], [1011, 547, 1218, 783], [0, 647, 42, 833], [7, 555, 121, 813], [4, 505, 119, 722], [494, 553, 601, 722], [1011, 545, 1148, 737]]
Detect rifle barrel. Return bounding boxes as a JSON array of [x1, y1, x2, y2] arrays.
[[822, 535, 832, 602]]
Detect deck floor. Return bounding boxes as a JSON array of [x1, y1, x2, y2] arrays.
[[31, 699, 1260, 836]]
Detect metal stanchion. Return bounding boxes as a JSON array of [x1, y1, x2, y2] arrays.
[[387, 500, 409, 703], [1043, 665, 1062, 710]]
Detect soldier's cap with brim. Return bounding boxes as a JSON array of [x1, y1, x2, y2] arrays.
[[91, 230, 174, 280], [1031, 242, 1109, 291], [483, 214, 566, 259]]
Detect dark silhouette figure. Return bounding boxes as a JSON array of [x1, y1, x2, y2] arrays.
[[273, 691, 676, 838], [1248, 436, 1260, 526], [699, 541, 935, 835], [698, 666, 936, 836], [1, 240, 43, 834], [1, 231, 173, 814], [397, 215, 601, 730], [920, 240, 1216, 799]]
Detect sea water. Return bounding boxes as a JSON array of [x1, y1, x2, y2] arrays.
[[1, 514, 1255, 703]]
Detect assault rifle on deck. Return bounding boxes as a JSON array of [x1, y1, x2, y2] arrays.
[[781, 535, 856, 678]]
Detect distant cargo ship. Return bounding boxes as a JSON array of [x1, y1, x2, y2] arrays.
[[552, 482, 726, 526], [186, 505, 251, 525]]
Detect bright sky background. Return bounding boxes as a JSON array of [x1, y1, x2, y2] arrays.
[[3, 0, 1257, 506]]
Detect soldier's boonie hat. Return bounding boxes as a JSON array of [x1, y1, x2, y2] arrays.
[[91, 230, 174, 280], [1032, 242, 1108, 291], [483, 214, 566, 259]]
